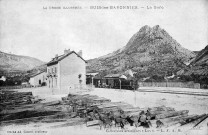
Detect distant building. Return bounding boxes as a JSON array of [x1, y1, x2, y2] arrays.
[[98, 70, 137, 90], [46, 49, 86, 94], [86, 72, 99, 85], [104, 74, 127, 89], [29, 71, 47, 87], [21, 82, 30, 87], [0, 76, 6, 82]]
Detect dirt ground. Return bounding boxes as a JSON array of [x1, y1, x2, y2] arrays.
[[1, 86, 208, 135]]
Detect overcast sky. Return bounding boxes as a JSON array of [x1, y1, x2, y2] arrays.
[[0, 0, 207, 62]]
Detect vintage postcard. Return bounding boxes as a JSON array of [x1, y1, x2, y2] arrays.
[[0, 0, 207, 135]]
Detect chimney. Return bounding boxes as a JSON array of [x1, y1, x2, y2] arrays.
[[78, 50, 82, 57], [64, 49, 70, 55], [64, 49, 67, 55], [55, 54, 58, 60]]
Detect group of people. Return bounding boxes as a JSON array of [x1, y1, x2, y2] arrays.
[[124, 110, 152, 128], [94, 109, 152, 129]]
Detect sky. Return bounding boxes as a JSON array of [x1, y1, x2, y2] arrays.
[[0, 0, 207, 62]]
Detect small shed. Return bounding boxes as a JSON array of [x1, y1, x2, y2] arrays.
[[104, 74, 128, 89], [104, 70, 138, 90], [0, 76, 6, 82], [29, 71, 47, 87], [86, 72, 99, 85]]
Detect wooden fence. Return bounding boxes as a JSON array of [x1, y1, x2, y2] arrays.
[[138, 82, 200, 89]]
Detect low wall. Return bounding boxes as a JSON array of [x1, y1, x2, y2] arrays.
[[0, 85, 33, 90], [138, 82, 200, 89]]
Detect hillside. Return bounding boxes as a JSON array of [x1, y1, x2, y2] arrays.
[[190, 45, 208, 67], [0, 51, 45, 74], [27, 64, 47, 77], [177, 45, 208, 88], [87, 25, 196, 77], [179, 45, 208, 76]]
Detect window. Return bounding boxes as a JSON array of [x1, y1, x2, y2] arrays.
[[55, 78, 57, 86], [55, 67, 57, 73]]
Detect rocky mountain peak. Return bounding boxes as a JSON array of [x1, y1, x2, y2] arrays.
[[87, 25, 196, 77], [152, 25, 160, 30], [124, 25, 195, 57], [137, 25, 163, 37], [138, 25, 152, 34]]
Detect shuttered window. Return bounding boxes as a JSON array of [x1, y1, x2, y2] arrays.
[[55, 67, 57, 73]]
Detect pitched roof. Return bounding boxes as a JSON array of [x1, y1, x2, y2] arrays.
[[104, 74, 129, 80], [104, 69, 137, 80], [47, 51, 87, 66], [104, 74, 121, 78], [86, 72, 99, 76]]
